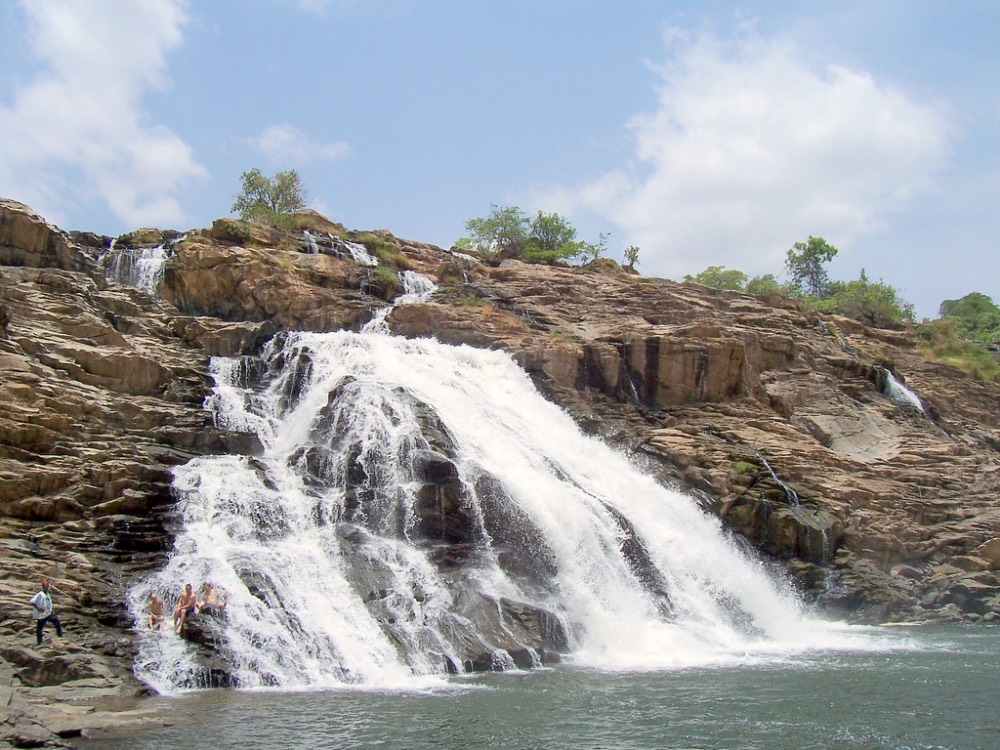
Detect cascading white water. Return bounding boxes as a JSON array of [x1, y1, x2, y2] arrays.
[[131, 276, 871, 694], [364, 271, 437, 334], [345, 240, 378, 267], [883, 370, 925, 413], [101, 241, 170, 295]]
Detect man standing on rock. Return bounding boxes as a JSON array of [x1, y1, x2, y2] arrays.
[[30, 580, 62, 646]]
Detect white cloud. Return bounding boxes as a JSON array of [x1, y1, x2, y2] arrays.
[[0, 0, 205, 228], [253, 124, 350, 166], [538, 25, 953, 279]]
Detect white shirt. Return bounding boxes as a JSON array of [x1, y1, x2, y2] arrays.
[[30, 590, 52, 620]]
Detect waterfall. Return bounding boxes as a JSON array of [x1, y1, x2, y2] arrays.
[[345, 240, 378, 267], [881, 369, 925, 413], [131, 290, 862, 693], [302, 230, 320, 254], [100, 240, 171, 295], [755, 450, 800, 506], [363, 271, 436, 334]]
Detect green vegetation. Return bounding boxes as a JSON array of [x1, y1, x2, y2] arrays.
[[579, 233, 610, 264], [731, 460, 756, 475], [915, 318, 1000, 381], [373, 246, 413, 269], [461, 204, 530, 259], [785, 236, 838, 297], [361, 233, 411, 269], [684, 238, 913, 327], [456, 290, 491, 307], [683, 266, 795, 297], [458, 205, 612, 265], [215, 220, 254, 244], [684, 265, 748, 291], [116, 227, 180, 247], [815, 270, 915, 328], [455, 205, 995, 381], [521, 211, 582, 263], [938, 292, 1000, 346], [366, 266, 403, 300], [744, 273, 784, 296], [232, 168, 308, 229], [347, 230, 404, 266]]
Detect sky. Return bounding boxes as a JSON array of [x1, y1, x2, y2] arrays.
[[1, 1, 997, 320]]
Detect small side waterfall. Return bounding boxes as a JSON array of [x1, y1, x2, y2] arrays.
[[345, 240, 378, 267], [755, 450, 799, 506], [130, 278, 861, 693], [364, 271, 437, 334], [99, 240, 172, 295], [879, 368, 925, 414]]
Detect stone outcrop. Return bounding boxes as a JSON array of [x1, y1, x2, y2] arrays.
[[1, 197, 999, 736]]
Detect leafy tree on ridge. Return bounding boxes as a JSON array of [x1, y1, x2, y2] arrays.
[[232, 168, 308, 228], [459, 205, 606, 265], [683, 265, 748, 291], [817, 269, 915, 328], [461, 204, 530, 259], [785, 236, 838, 297], [522, 211, 585, 263]]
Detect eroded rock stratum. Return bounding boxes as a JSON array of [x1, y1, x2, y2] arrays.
[[1, 197, 998, 734]]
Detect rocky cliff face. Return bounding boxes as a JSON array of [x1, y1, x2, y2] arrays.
[[1, 197, 999, 729]]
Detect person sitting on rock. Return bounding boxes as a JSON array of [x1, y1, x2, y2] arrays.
[[172, 583, 197, 634], [30, 579, 63, 646], [147, 592, 165, 631], [197, 582, 227, 616]]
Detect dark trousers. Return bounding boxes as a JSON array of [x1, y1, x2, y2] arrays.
[[35, 614, 62, 644]]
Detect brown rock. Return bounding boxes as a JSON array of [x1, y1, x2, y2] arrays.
[[2, 195, 1000, 700]]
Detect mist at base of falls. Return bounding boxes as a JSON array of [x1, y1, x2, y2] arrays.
[[131, 330, 866, 694]]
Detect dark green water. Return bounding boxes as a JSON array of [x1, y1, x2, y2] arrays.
[[80, 626, 998, 750]]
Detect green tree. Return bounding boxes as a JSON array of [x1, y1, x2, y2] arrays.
[[623, 245, 640, 268], [745, 273, 787, 296], [916, 319, 1000, 381], [684, 265, 748, 291], [579, 232, 609, 263], [785, 236, 838, 297], [522, 211, 585, 263], [816, 269, 914, 327], [939, 292, 1000, 344], [231, 168, 308, 227], [459, 206, 615, 266], [461, 204, 530, 259], [529, 211, 577, 252]]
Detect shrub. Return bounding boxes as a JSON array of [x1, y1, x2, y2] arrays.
[[939, 292, 1000, 345], [814, 271, 914, 328], [350, 230, 398, 258], [684, 265, 748, 290], [365, 267, 403, 301], [915, 319, 1000, 381]]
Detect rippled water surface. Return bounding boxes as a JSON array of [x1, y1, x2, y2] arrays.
[[80, 625, 999, 750]]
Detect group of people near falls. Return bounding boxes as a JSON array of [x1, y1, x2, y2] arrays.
[[27, 577, 227, 646], [146, 581, 227, 634]]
